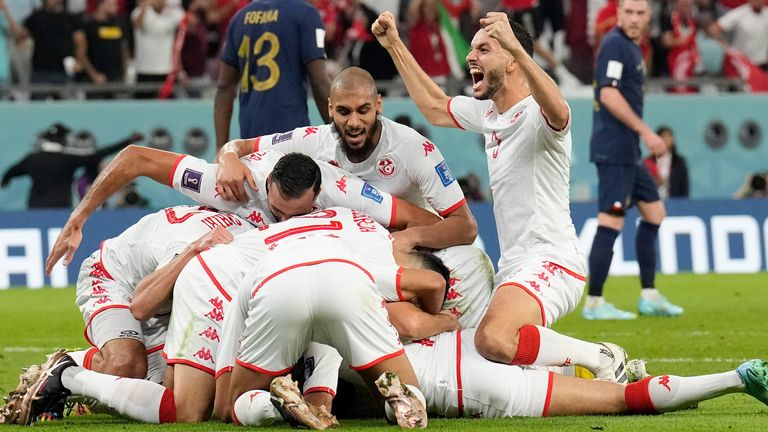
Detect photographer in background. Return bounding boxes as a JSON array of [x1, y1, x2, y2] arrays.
[[734, 172, 768, 199]]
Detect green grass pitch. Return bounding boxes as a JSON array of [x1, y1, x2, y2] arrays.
[[1, 273, 767, 431]]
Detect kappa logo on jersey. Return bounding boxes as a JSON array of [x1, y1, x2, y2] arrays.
[[491, 131, 502, 159], [361, 183, 383, 203], [434, 160, 456, 187], [658, 375, 672, 392], [303, 126, 319, 138], [194, 347, 214, 362], [336, 175, 347, 193], [413, 338, 435, 347], [199, 327, 220, 342], [447, 307, 462, 317], [422, 141, 435, 156], [247, 151, 267, 162], [247, 211, 264, 225], [510, 111, 524, 124], [446, 287, 463, 300], [272, 131, 294, 144], [181, 168, 203, 193], [376, 157, 396, 178]]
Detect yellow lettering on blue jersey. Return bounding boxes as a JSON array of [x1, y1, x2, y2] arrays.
[[243, 9, 279, 25]]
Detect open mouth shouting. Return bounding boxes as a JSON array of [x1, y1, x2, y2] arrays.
[[345, 128, 366, 146], [470, 65, 485, 92]]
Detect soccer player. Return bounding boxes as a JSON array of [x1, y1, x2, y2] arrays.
[[585, 0, 683, 320], [371, 11, 627, 379], [46, 146, 440, 275], [215, 66, 492, 328], [214, 0, 332, 149]]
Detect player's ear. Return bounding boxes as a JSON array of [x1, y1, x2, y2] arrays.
[[376, 94, 383, 114]]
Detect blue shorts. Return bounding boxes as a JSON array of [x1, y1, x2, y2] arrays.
[[596, 162, 660, 216]]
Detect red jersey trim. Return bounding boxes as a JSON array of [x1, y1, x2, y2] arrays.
[[496, 282, 546, 326], [456, 329, 464, 417], [304, 386, 337, 398], [147, 344, 165, 355], [98, 241, 116, 280], [252, 136, 262, 152], [215, 366, 233, 379], [439, 198, 467, 218], [539, 107, 570, 133], [547, 261, 587, 282], [83, 304, 131, 347], [349, 348, 405, 371], [389, 197, 399, 228], [252, 258, 375, 297], [168, 154, 187, 187], [166, 358, 215, 376], [395, 267, 406, 301], [447, 97, 465, 130], [541, 371, 554, 416], [197, 254, 232, 302], [235, 358, 293, 376]]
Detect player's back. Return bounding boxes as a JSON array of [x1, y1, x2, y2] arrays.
[[100, 206, 251, 288], [223, 0, 325, 136]]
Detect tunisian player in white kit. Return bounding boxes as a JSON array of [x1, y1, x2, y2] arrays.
[[372, 11, 628, 380]]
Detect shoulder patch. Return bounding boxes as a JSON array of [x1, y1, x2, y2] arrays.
[[434, 160, 456, 187], [606, 60, 623, 80], [361, 183, 384, 203], [272, 131, 294, 144], [181, 168, 203, 193]]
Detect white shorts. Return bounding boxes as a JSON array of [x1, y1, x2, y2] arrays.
[[164, 252, 242, 376], [76, 251, 168, 354], [494, 257, 586, 326], [406, 329, 553, 418], [236, 260, 403, 375], [434, 245, 495, 329]]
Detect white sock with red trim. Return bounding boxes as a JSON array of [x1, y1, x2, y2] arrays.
[[66, 349, 90, 367], [511, 325, 602, 370], [625, 372, 745, 413], [232, 390, 281, 426], [61, 366, 176, 423]]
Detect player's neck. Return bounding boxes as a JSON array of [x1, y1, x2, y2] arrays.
[[493, 77, 529, 114]]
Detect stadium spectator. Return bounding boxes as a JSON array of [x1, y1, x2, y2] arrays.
[[207, 0, 248, 41], [179, 0, 210, 94], [458, 172, 486, 202], [643, 126, 690, 199], [213, 0, 331, 149], [407, 0, 452, 82], [734, 171, 768, 198], [0, 124, 142, 208], [661, 0, 701, 92], [18, 0, 78, 99], [131, 0, 184, 98], [708, 0, 768, 71], [586, 0, 683, 320], [337, 0, 399, 83], [0, 0, 20, 91], [74, 0, 129, 98]]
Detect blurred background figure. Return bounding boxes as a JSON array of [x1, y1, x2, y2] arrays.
[[0, 0, 20, 97], [661, 0, 701, 92], [0, 123, 143, 208], [131, 0, 184, 98], [644, 126, 690, 199], [708, 0, 768, 71], [407, 0, 452, 83], [734, 172, 768, 199], [458, 172, 486, 202]]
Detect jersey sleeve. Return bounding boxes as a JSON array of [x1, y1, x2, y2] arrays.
[[315, 163, 396, 227], [404, 139, 467, 217], [252, 127, 322, 157], [536, 100, 572, 137], [168, 155, 245, 214], [595, 37, 629, 90], [446, 96, 485, 133], [299, 4, 326, 63]]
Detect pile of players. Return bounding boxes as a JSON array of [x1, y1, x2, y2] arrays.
[[2, 7, 768, 429]]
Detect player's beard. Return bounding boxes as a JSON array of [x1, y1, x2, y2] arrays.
[[334, 116, 381, 162], [474, 68, 504, 101]]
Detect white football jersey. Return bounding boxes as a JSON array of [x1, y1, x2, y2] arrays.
[[169, 150, 396, 228], [434, 245, 494, 329], [100, 205, 252, 290], [447, 95, 585, 276], [253, 117, 466, 216]]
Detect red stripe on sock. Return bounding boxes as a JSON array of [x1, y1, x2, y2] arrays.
[[83, 347, 99, 370], [510, 325, 540, 365], [158, 389, 177, 423], [624, 378, 658, 414]]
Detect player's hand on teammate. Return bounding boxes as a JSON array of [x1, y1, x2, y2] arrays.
[[216, 152, 258, 203], [479, 12, 525, 57], [45, 213, 86, 274], [642, 130, 667, 157], [188, 226, 234, 255], [439, 309, 461, 331], [371, 12, 402, 50], [391, 229, 418, 253]]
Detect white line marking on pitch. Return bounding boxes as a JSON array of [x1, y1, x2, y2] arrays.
[[3, 347, 57, 352], [648, 358, 747, 363]]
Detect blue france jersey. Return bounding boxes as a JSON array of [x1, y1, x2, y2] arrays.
[[590, 27, 645, 164], [222, 0, 326, 138]]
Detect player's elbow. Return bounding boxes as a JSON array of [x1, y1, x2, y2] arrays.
[[129, 301, 152, 321], [392, 313, 426, 340]]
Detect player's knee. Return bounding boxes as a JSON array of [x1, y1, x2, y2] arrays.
[[175, 403, 208, 423], [100, 349, 148, 378], [474, 327, 516, 363]]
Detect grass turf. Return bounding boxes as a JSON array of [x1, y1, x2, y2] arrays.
[[1, 273, 767, 430]]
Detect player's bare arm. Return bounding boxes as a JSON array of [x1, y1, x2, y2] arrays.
[[386, 302, 460, 340], [480, 12, 569, 129], [215, 139, 260, 202], [397, 268, 448, 314], [45, 146, 180, 274], [389, 198, 442, 231], [600, 87, 665, 156], [214, 62, 240, 151], [392, 204, 477, 250], [372, 11, 455, 127], [131, 227, 234, 321], [306, 58, 332, 124]]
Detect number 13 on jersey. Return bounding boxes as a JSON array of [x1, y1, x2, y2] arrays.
[[238, 32, 281, 92]]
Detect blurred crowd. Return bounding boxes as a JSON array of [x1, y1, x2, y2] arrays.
[[0, 0, 766, 99]]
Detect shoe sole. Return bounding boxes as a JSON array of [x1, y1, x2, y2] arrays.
[[375, 372, 427, 429], [270, 376, 326, 430], [738, 359, 768, 405], [19, 349, 69, 425]]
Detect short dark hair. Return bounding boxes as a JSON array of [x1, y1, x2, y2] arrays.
[[412, 250, 451, 301], [270, 153, 322, 198], [656, 125, 673, 135], [509, 20, 534, 58]]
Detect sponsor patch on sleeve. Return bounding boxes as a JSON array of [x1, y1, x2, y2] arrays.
[[434, 160, 456, 187], [316, 28, 325, 49], [181, 168, 203, 193], [606, 60, 623, 80], [272, 131, 294, 144], [361, 182, 384, 204]]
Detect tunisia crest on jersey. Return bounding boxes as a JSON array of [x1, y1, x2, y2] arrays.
[[376, 156, 396, 178]]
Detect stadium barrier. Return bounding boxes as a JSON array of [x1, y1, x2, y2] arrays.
[[2, 199, 768, 289]]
